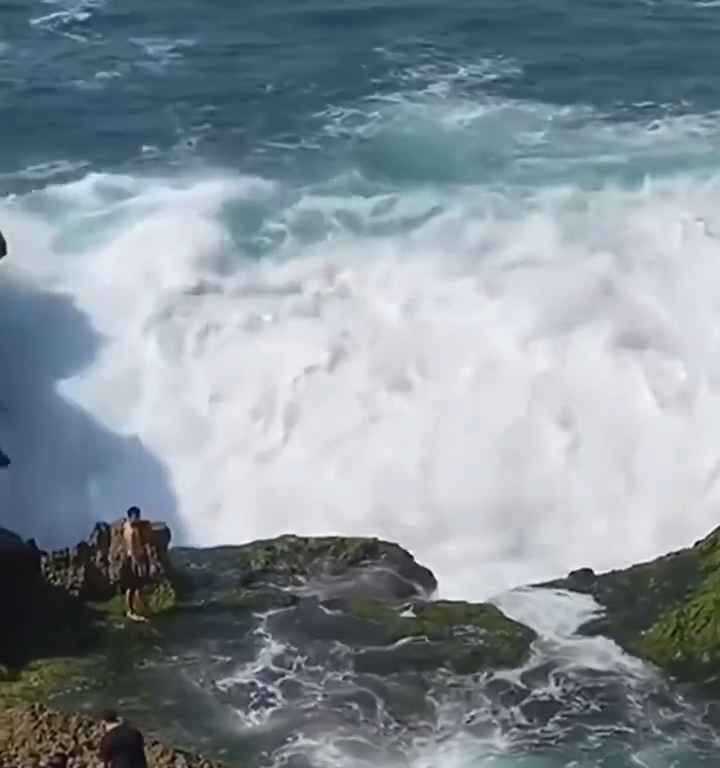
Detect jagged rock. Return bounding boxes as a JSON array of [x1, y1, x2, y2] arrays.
[[42, 519, 176, 609], [0, 704, 227, 768], [540, 526, 720, 688]]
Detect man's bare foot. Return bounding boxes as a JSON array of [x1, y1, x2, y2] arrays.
[[126, 611, 149, 623]]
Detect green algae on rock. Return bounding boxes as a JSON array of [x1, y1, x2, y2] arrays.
[[0, 597, 169, 708], [541, 525, 720, 687], [172, 534, 438, 599], [2, 526, 536, 714], [0, 520, 180, 707], [348, 598, 536, 674], [0, 658, 96, 709], [638, 529, 720, 686], [170, 536, 535, 676]]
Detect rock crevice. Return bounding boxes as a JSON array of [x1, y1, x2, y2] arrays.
[[542, 525, 720, 688]]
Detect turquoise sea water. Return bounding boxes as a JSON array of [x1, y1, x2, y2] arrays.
[[4, 0, 720, 186]]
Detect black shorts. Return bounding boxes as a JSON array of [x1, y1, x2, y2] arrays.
[[122, 555, 150, 589]]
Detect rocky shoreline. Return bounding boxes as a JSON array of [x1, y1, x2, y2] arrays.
[[4, 521, 720, 762], [542, 524, 720, 690], [0, 705, 224, 767], [0, 523, 536, 763]]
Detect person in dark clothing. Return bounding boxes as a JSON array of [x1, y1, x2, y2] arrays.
[[99, 710, 148, 768]]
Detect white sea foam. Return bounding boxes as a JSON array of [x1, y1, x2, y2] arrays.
[[130, 37, 197, 71], [3, 96, 720, 599], [29, 0, 102, 43], [0, 159, 91, 182], [495, 588, 649, 679]]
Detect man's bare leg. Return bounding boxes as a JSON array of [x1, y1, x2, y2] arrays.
[[133, 587, 148, 617], [125, 587, 148, 622]]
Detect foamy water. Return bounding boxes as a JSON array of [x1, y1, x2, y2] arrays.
[[2, 139, 720, 598]]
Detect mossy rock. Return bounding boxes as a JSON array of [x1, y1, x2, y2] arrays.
[[217, 588, 298, 612], [0, 657, 97, 708], [348, 598, 535, 674], [172, 534, 437, 601], [0, 619, 163, 707], [211, 536, 389, 586], [175, 587, 299, 616], [542, 525, 720, 688], [637, 532, 720, 683], [90, 576, 179, 619], [1, 590, 168, 707], [143, 579, 178, 614]]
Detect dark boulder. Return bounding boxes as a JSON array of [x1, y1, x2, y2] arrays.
[[171, 535, 533, 677], [0, 529, 42, 663], [173, 534, 437, 603]]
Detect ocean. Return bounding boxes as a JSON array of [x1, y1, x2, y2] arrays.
[[3, 0, 720, 763]]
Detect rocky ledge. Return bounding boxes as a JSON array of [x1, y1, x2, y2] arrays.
[[0, 518, 176, 703], [8, 520, 720, 760], [0, 527, 535, 712], [0, 705, 223, 767], [542, 525, 720, 689], [173, 534, 535, 675]]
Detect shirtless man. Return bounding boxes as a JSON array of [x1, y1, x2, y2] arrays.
[[121, 507, 151, 622]]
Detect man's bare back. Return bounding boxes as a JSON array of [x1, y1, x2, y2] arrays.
[[122, 507, 151, 622], [123, 519, 145, 561]]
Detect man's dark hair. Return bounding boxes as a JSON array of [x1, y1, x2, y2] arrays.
[[100, 708, 120, 724], [126, 507, 141, 521]]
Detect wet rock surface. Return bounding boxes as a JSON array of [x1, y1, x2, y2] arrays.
[[0, 520, 178, 706], [541, 526, 720, 688], [1, 529, 537, 763], [172, 535, 534, 676], [7, 525, 720, 765], [172, 534, 438, 602]]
